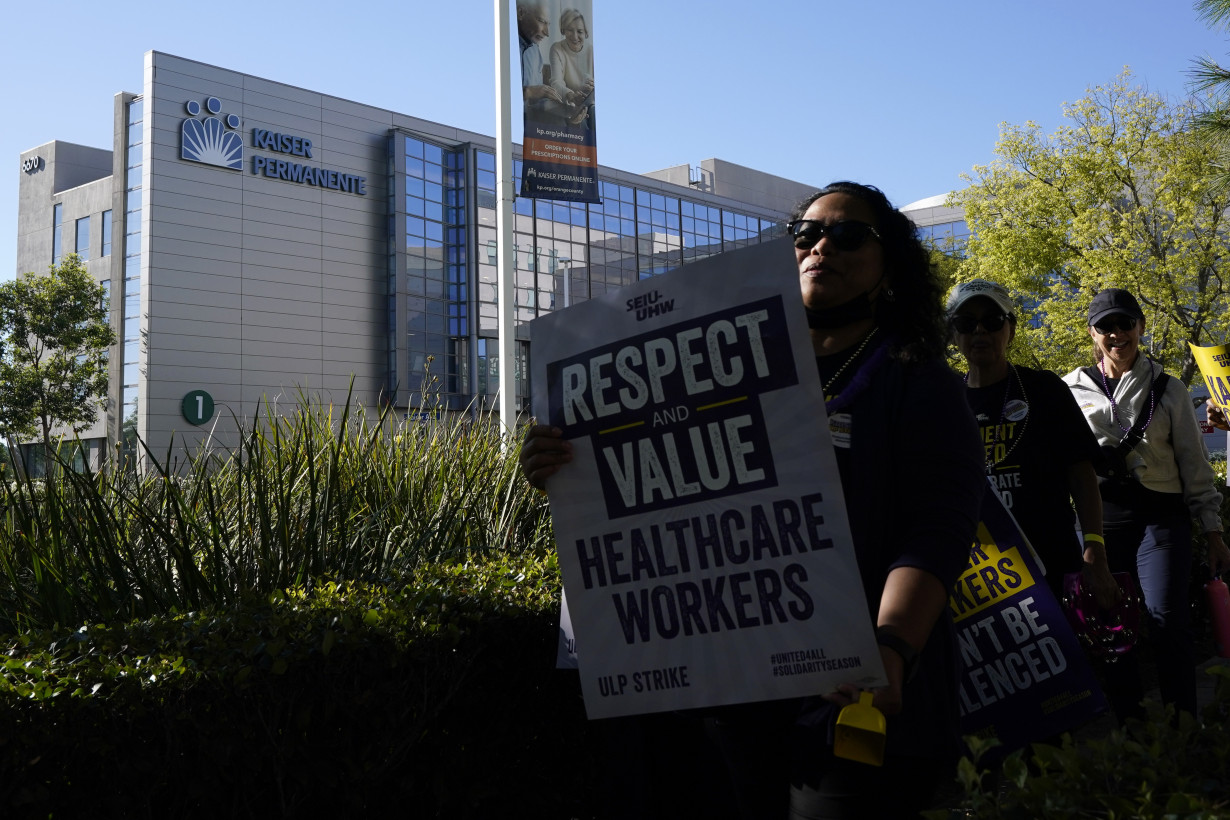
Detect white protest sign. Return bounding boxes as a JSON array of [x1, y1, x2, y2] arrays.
[[531, 238, 884, 719]]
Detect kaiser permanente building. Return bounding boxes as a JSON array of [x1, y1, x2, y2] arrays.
[[16, 52, 955, 465]]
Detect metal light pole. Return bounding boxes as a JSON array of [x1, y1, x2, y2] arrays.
[[494, 0, 518, 437]]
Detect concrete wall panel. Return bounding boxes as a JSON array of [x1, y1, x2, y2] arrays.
[[151, 168, 244, 202], [239, 295, 323, 318], [145, 365, 244, 390], [148, 315, 244, 340], [149, 328, 243, 355], [240, 186, 324, 215], [154, 59, 246, 95], [147, 347, 246, 372], [239, 232, 323, 261], [242, 81, 323, 111], [239, 105, 325, 140], [155, 191, 245, 220], [241, 262, 323, 287], [322, 285, 384, 310], [240, 207, 324, 235], [240, 277, 323, 303], [154, 207, 245, 236], [148, 251, 242, 280], [148, 236, 242, 264], [239, 321, 324, 342], [240, 247, 324, 273], [238, 311, 322, 334], [241, 218, 324, 247], [321, 265, 382, 287], [322, 244, 382, 267], [320, 230, 383, 255]]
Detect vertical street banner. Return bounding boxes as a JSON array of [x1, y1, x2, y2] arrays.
[[515, 0, 600, 202], [1191, 342, 1230, 414], [530, 239, 885, 719], [952, 488, 1106, 759]]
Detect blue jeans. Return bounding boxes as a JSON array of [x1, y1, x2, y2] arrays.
[[1101, 488, 1196, 720]]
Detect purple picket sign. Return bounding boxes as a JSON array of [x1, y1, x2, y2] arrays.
[[950, 488, 1108, 761]]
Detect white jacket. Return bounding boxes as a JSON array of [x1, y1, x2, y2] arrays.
[[1064, 355, 1224, 534]]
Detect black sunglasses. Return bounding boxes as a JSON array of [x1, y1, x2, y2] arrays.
[[951, 313, 1011, 334], [1093, 316, 1138, 334], [786, 219, 881, 251]]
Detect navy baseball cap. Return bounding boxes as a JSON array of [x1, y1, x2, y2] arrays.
[[1088, 288, 1145, 326]]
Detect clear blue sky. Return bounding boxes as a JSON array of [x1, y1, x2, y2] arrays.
[[3, 0, 1227, 284]]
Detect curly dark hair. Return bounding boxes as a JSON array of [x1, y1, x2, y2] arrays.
[[790, 181, 948, 363]]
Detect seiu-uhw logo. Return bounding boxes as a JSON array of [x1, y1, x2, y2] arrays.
[[626, 290, 674, 321]]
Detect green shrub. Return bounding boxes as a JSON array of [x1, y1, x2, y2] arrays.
[[929, 666, 1230, 819], [0, 393, 593, 817], [0, 393, 552, 634], [0, 555, 597, 819]]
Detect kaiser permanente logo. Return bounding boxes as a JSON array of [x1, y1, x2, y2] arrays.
[[181, 97, 243, 169], [179, 95, 367, 196]]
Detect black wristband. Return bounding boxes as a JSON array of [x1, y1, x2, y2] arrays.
[[875, 627, 919, 682]]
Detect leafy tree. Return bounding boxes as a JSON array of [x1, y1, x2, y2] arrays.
[[0, 254, 116, 461], [926, 243, 964, 296], [1189, 0, 1230, 191], [950, 71, 1230, 384]]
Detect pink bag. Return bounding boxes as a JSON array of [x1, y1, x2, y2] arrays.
[[1207, 576, 1230, 659], [1061, 571, 1142, 662]]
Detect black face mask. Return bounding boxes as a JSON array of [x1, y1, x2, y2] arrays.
[[805, 291, 875, 329], [804, 274, 886, 329]]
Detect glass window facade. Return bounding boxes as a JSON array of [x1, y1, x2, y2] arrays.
[[403, 148, 777, 413], [52, 203, 64, 266], [122, 98, 143, 453], [395, 135, 468, 408], [917, 220, 970, 255], [75, 216, 90, 262], [101, 210, 112, 257]]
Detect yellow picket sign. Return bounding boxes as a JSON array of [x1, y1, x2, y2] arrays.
[[1190, 342, 1230, 413]]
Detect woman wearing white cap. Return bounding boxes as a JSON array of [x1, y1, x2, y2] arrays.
[[947, 279, 1118, 608], [1064, 287, 1230, 721]]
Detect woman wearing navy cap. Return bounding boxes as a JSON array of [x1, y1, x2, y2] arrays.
[[1064, 288, 1230, 721]]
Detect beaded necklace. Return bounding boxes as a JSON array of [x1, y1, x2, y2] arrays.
[[824, 337, 890, 415], [1098, 355, 1155, 434], [966, 364, 1029, 473], [822, 327, 879, 399]]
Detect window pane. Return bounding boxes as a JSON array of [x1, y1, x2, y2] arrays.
[[52, 204, 63, 265], [76, 216, 91, 261]]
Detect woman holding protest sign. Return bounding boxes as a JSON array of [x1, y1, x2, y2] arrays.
[[1063, 288, 1230, 722], [521, 181, 985, 818], [946, 278, 1119, 607]]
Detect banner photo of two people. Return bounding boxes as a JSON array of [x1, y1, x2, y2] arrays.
[[515, 0, 600, 202], [530, 240, 885, 719]]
